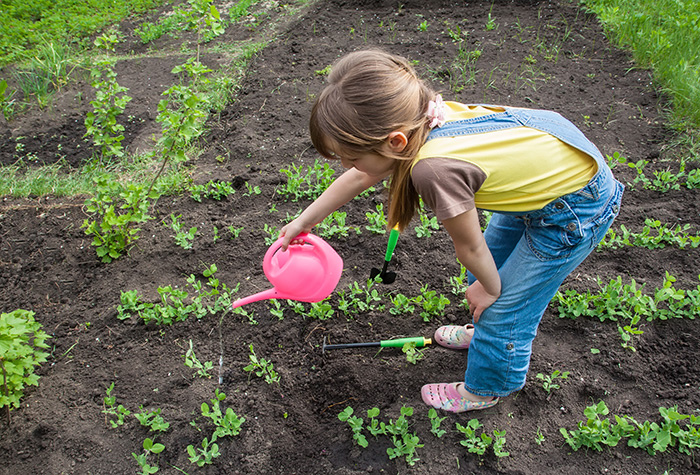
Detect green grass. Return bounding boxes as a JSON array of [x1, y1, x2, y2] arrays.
[[582, 0, 700, 131], [0, 0, 167, 66]]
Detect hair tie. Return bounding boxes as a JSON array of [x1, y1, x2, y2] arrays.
[[426, 94, 446, 129]]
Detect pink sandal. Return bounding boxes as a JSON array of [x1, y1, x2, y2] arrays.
[[421, 382, 498, 413], [434, 324, 474, 350]]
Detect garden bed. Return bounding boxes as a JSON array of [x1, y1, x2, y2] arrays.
[[1, 0, 699, 474]]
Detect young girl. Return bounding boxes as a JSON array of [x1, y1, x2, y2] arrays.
[[279, 49, 624, 413]]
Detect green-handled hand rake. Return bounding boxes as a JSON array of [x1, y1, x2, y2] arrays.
[[322, 336, 432, 354]]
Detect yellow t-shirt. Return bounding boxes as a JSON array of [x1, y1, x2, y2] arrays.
[[412, 103, 597, 215]]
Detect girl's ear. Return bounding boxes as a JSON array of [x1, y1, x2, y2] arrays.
[[386, 131, 408, 153]]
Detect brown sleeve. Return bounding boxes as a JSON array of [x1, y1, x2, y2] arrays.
[[411, 157, 487, 221]]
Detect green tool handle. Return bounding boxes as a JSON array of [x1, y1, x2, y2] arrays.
[[380, 336, 431, 348], [384, 225, 400, 262]]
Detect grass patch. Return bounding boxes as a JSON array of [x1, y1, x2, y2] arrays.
[[582, 0, 700, 132], [0, 0, 167, 66]]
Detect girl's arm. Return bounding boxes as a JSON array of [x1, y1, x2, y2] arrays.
[[441, 208, 501, 322], [279, 167, 388, 249]]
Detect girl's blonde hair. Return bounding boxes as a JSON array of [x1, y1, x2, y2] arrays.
[[309, 49, 436, 231]]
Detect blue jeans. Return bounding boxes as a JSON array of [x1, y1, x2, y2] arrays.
[[464, 166, 624, 397]]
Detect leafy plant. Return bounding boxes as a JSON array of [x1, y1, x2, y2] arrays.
[[276, 159, 336, 201], [456, 418, 509, 457], [402, 341, 426, 364], [428, 408, 447, 438], [316, 210, 354, 239], [415, 284, 450, 322], [132, 437, 165, 475], [536, 369, 570, 395], [560, 400, 621, 451], [389, 293, 417, 316], [365, 202, 388, 234], [166, 213, 198, 249], [183, 339, 213, 378], [243, 344, 280, 384], [82, 175, 154, 263], [0, 79, 16, 120], [0, 310, 51, 420], [337, 278, 386, 316], [190, 180, 236, 202], [188, 389, 245, 467], [338, 406, 368, 448], [103, 382, 131, 428], [414, 209, 439, 238], [384, 406, 423, 466], [187, 436, 220, 467], [134, 407, 170, 433], [84, 33, 132, 162]]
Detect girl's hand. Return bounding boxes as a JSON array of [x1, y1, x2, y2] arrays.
[[465, 280, 500, 323], [278, 220, 312, 251]]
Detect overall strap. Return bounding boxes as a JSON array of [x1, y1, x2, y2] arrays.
[[425, 105, 605, 166]]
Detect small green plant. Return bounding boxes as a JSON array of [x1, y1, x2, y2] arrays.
[[188, 389, 245, 467], [134, 407, 170, 433], [132, 437, 165, 475], [183, 339, 213, 378], [389, 293, 417, 316], [243, 344, 280, 384], [415, 284, 450, 322], [365, 203, 388, 234], [337, 278, 386, 316], [559, 401, 621, 451], [414, 210, 439, 238], [316, 210, 353, 239], [456, 418, 510, 457], [315, 64, 332, 75], [166, 213, 198, 249], [243, 181, 261, 196], [0, 79, 16, 120], [263, 223, 278, 246], [535, 427, 546, 445], [402, 341, 426, 364], [418, 20, 429, 31], [227, 225, 244, 239], [268, 299, 285, 320], [536, 369, 570, 395], [103, 382, 131, 428], [428, 408, 447, 438], [82, 176, 154, 263], [384, 406, 423, 466], [190, 180, 236, 201], [276, 159, 336, 201], [366, 407, 385, 437], [84, 33, 132, 161], [618, 313, 644, 352], [338, 406, 368, 448], [0, 310, 51, 421]]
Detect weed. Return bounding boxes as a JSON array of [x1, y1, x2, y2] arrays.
[[243, 344, 280, 384]]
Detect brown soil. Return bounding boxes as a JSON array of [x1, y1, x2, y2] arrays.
[[1, 1, 699, 474]]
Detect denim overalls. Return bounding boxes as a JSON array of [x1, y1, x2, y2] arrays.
[[424, 106, 624, 397]]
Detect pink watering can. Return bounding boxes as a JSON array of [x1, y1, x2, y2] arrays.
[[231, 233, 343, 309]]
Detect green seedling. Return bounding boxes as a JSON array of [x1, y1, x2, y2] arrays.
[[166, 213, 198, 250], [402, 341, 426, 364], [535, 427, 546, 445], [428, 408, 447, 438], [560, 400, 621, 451], [0, 310, 51, 422], [415, 284, 450, 322], [366, 407, 385, 437], [243, 181, 261, 196], [384, 406, 422, 466], [389, 293, 417, 316], [456, 418, 490, 455], [414, 210, 439, 238], [338, 406, 368, 448], [201, 389, 245, 438], [418, 20, 428, 31], [268, 299, 285, 320], [276, 159, 336, 201], [365, 203, 388, 234], [227, 225, 244, 239], [132, 437, 165, 475], [134, 407, 170, 433], [103, 382, 131, 428], [187, 436, 220, 467], [316, 211, 353, 239], [263, 223, 278, 246], [618, 313, 644, 352], [243, 344, 280, 384], [536, 369, 570, 395], [183, 339, 213, 378], [190, 180, 236, 202]]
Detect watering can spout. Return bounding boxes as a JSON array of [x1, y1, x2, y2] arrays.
[[231, 288, 286, 309]]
